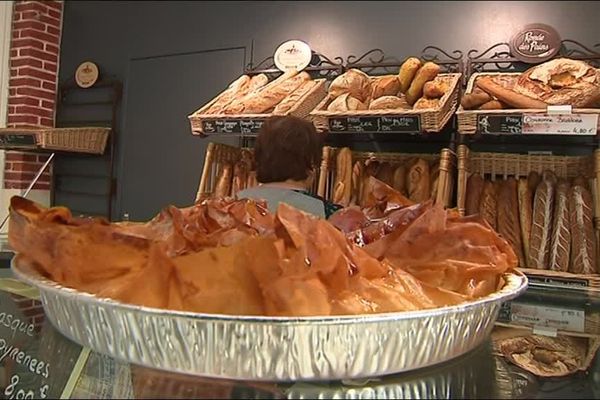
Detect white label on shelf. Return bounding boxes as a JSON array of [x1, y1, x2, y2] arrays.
[[547, 105, 572, 115], [522, 113, 598, 135], [533, 325, 558, 337], [510, 303, 585, 332]]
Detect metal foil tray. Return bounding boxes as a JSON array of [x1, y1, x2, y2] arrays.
[[12, 256, 527, 381]]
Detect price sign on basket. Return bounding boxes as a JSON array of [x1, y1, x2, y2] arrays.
[[522, 114, 598, 135]]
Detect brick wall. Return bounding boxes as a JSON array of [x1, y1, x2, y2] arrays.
[[4, 0, 63, 190]]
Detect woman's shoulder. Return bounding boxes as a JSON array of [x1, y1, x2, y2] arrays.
[[293, 190, 342, 218]]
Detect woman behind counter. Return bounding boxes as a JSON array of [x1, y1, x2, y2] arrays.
[[237, 116, 342, 219]]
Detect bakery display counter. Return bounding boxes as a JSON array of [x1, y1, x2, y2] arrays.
[[0, 277, 597, 399]]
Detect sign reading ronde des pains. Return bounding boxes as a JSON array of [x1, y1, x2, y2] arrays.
[[509, 23, 562, 64], [274, 40, 312, 72]]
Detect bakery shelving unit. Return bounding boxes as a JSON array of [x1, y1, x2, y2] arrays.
[[456, 39, 600, 296]]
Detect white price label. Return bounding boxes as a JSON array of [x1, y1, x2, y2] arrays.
[[510, 303, 585, 332], [522, 114, 598, 135]]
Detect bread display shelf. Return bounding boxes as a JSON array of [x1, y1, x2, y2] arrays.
[[310, 73, 461, 134], [317, 146, 455, 208], [188, 77, 327, 136], [457, 72, 600, 135], [457, 145, 600, 290], [0, 127, 110, 154]]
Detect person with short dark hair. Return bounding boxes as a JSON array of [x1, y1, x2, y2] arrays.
[[237, 116, 342, 218]]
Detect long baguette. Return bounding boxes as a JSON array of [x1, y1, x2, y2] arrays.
[[476, 76, 548, 109], [529, 178, 555, 269], [333, 148, 353, 206], [569, 184, 596, 274], [548, 180, 571, 272], [498, 178, 525, 267], [517, 178, 534, 266], [465, 174, 484, 216], [214, 164, 233, 198], [273, 80, 317, 115], [479, 180, 498, 230], [205, 75, 251, 114]]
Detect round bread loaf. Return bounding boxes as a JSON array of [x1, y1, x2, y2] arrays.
[[513, 58, 600, 107], [369, 95, 410, 110], [329, 69, 371, 103], [327, 93, 367, 112]]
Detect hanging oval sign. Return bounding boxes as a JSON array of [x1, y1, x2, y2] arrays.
[[510, 23, 562, 63], [274, 40, 312, 72], [75, 61, 99, 88]]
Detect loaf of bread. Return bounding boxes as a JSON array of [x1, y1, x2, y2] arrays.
[[242, 72, 310, 114], [246, 170, 258, 189], [527, 171, 541, 199], [517, 178, 534, 266], [351, 161, 364, 206], [333, 148, 353, 206], [327, 93, 367, 112], [572, 175, 589, 191], [231, 160, 249, 196], [329, 69, 371, 103], [376, 162, 395, 187], [368, 95, 410, 110], [245, 74, 270, 95], [569, 184, 596, 274], [529, 178, 555, 269], [398, 57, 423, 94], [273, 80, 317, 115], [392, 164, 407, 196], [214, 164, 233, 198], [460, 88, 492, 110], [478, 100, 505, 110], [466, 174, 485, 216], [413, 97, 440, 110], [479, 180, 498, 230], [476, 76, 547, 109], [205, 75, 251, 114], [407, 159, 430, 203], [423, 80, 448, 99], [498, 178, 525, 267], [549, 180, 571, 272], [370, 75, 401, 100], [513, 58, 600, 107], [406, 62, 441, 105]]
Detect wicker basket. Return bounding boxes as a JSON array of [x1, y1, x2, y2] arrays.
[[188, 78, 327, 135], [456, 72, 600, 135], [196, 142, 323, 200], [39, 127, 110, 154], [317, 146, 455, 208], [456, 144, 600, 288], [310, 73, 461, 133]]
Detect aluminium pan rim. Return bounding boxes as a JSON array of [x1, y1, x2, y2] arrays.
[[11, 255, 528, 381]]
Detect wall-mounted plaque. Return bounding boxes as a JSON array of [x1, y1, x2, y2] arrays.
[[75, 61, 99, 88], [509, 23, 561, 64], [274, 40, 312, 72]]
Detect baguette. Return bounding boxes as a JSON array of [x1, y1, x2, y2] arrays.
[[527, 171, 541, 202], [333, 148, 353, 206], [478, 100, 505, 110], [214, 164, 233, 198], [205, 75, 251, 114], [529, 178, 555, 269], [460, 88, 491, 110], [465, 174, 484, 216], [392, 164, 407, 196], [273, 80, 317, 115], [572, 175, 589, 191], [406, 62, 441, 105], [231, 161, 249, 196], [517, 178, 534, 266], [479, 180, 498, 230], [246, 171, 258, 189], [351, 161, 364, 206], [398, 57, 422, 94], [549, 180, 571, 272], [376, 162, 395, 187], [407, 159, 430, 203], [569, 184, 596, 274], [243, 72, 310, 114], [498, 178, 525, 266], [476, 76, 548, 109]]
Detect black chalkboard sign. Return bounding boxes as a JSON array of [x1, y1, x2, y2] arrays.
[[477, 114, 523, 134], [526, 275, 589, 289], [497, 302, 512, 322], [0, 133, 37, 149], [328, 115, 421, 133], [201, 119, 264, 135]]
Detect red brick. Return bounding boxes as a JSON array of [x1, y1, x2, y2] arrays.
[[38, 154, 51, 162], [48, 8, 61, 20], [19, 66, 55, 82], [43, 61, 57, 73], [19, 29, 59, 46], [40, 14, 61, 28], [12, 30, 19, 40], [14, 2, 49, 15], [20, 11, 38, 21], [4, 171, 35, 181], [45, 43, 59, 54], [41, 81, 55, 92], [11, 38, 45, 50], [41, 100, 53, 109], [45, 1, 63, 11], [4, 162, 11, 171], [9, 88, 16, 96], [6, 153, 37, 162], [12, 57, 44, 69], [10, 69, 17, 77], [40, 117, 54, 127], [19, 48, 57, 63], [16, 106, 53, 118], [32, 182, 50, 190], [16, 87, 55, 101], [7, 115, 39, 125], [10, 77, 42, 88], [10, 49, 17, 57], [4, 181, 22, 189], [47, 25, 60, 36], [11, 162, 44, 172], [13, 20, 46, 33], [13, 12, 21, 22], [10, 96, 40, 107]]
